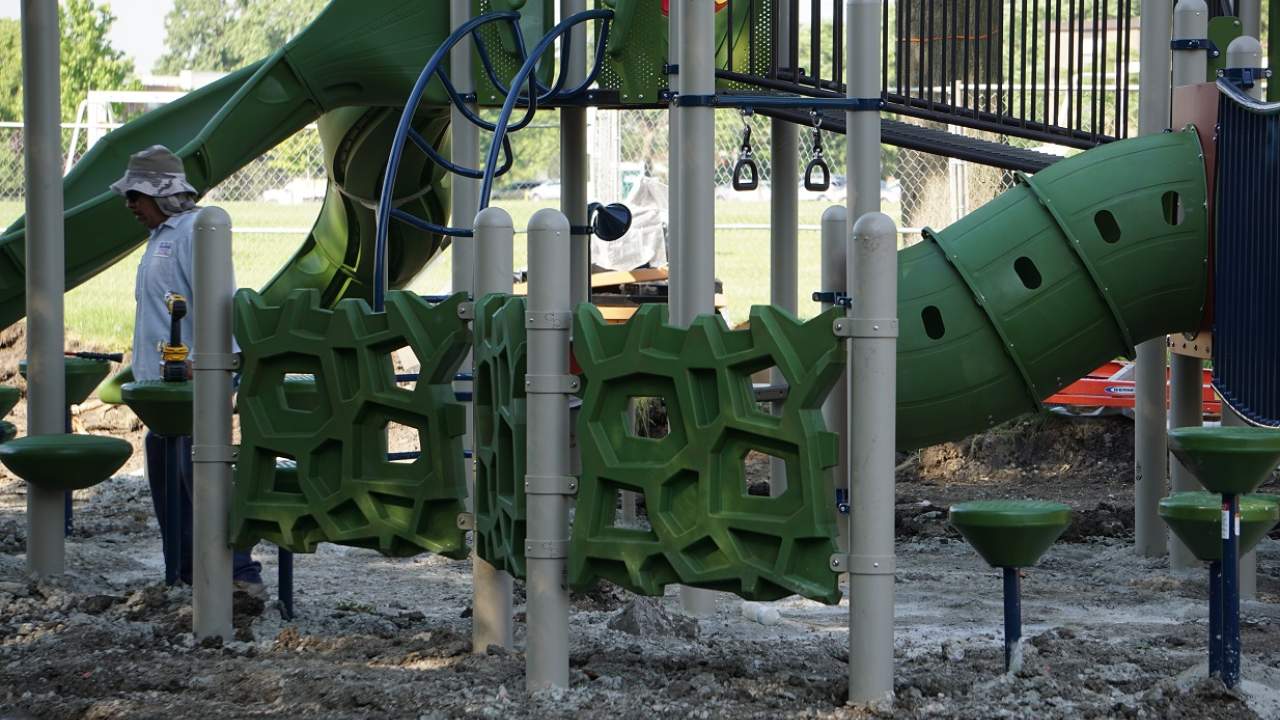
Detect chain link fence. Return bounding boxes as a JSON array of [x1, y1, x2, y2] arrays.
[[0, 114, 1045, 246]]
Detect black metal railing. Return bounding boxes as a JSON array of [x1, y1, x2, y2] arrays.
[[723, 0, 1138, 149]]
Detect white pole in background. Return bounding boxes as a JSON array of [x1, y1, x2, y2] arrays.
[[20, 0, 67, 578], [524, 209, 574, 690], [673, 0, 719, 619], [192, 207, 235, 641], [562, 0, 590, 308], [820, 206, 849, 552], [1133, 0, 1174, 558], [769, 0, 798, 495], [1167, 0, 1208, 572], [471, 208, 515, 652], [1224, 34, 1264, 600]]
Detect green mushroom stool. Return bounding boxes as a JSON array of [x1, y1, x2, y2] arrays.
[[949, 500, 1073, 673], [0, 434, 131, 493], [1166, 427, 1280, 689], [19, 357, 114, 534], [0, 385, 20, 445]]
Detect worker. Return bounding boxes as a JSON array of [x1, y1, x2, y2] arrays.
[[110, 145, 263, 596]]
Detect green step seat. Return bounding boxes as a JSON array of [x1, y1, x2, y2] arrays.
[[120, 380, 193, 437], [1159, 492, 1280, 562], [0, 434, 132, 491], [1168, 427, 1280, 496], [949, 500, 1073, 568], [0, 421, 16, 444], [0, 385, 19, 418], [19, 357, 112, 407]]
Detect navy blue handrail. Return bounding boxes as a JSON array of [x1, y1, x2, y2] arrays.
[[374, 11, 524, 310], [479, 9, 615, 209]]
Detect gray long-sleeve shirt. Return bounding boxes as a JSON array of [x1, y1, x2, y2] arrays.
[[131, 209, 236, 381]]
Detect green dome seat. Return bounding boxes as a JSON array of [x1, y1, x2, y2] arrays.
[[19, 357, 112, 407], [1168, 427, 1280, 496], [0, 421, 16, 444], [0, 385, 19, 418], [949, 500, 1073, 568], [0, 434, 132, 491], [1158, 492, 1280, 562], [120, 380, 193, 437]]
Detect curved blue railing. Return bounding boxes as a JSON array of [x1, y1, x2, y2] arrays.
[[375, 9, 614, 310], [479, 9, 614, 209]]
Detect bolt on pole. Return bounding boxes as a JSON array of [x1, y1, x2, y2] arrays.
[[525, 209, 573, 690], [192, 206, 235, 641], [471, 207, 515, 652]]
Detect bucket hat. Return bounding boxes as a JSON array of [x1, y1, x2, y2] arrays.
[[109, 145, 198, 198]]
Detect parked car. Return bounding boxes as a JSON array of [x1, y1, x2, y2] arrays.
[[528, 180, 562, 201], [492, 179, 544, 200]]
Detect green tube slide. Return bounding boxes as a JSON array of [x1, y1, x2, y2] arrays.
[[896, 127, 1208, 450]]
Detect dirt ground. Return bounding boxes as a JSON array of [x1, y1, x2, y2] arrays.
[[3, 321, 1280, 718]]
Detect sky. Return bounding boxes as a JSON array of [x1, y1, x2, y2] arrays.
[[0, 0, 826, 76], [0, 0, 174, 74]]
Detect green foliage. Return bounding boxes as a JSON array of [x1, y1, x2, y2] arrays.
[[0, 2, 136, 123], [59, 0, 137, 121], [155, 0, 328, 73]]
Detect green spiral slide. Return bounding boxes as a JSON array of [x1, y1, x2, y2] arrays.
[[0, 0, 1208, 450]]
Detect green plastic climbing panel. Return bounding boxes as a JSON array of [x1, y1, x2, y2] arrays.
[[569, 303, 844, 604], [593, 0, 776, 106], [472, 293, 530, 578], [230, 288, 472, 558]]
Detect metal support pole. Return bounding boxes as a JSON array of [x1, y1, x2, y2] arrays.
[[673, 0, 719, 619], [1221, 493, 1241, 687], [1223, 42, 1263, 599], [21, 0, 66, 577], [1209, 560, 1223, 677], [1168, 0, 1209, 571], [1002, 567, 1022, 673], [192, 206, 235, 641], [847, 0, 882, 219], [820, 207, 849, 552], [562, 0, 590, 308], [164, 436, 183, 586], [451, 0, 478, 298], [768, 0, 798, 496], [666, 3, 682, 323], [846, 213, 898, 706], [1134, 0, 1175, 558], [471, 207, 515, 652], [1238, 0, 1261, 39], [525, 209, 573, 690], [278, 547, 295, 620], [1222, 405, 1258, 598]]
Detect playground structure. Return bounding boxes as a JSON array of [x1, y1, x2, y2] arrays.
[[2, 0, 1280, 707]]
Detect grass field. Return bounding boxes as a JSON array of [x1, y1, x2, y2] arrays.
[[0, 198, 891, 351]]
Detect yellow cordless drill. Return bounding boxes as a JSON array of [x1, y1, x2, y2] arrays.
[[161, 292, 189, 383]]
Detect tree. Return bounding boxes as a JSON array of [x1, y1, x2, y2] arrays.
[[155, 0, 328, 74], [59, 0, 136, 121], [0, 1, 136, 123]]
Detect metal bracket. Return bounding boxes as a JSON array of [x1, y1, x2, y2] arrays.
[[829, 553, 895, 575], [752, 383, 789, 402], [525, 373, 581, 394], [664, 63, 679, 75], [457, 302, 475, 321], [524, 539, 569, 559], [811, 290, 848, 305], [569, 225, 594, 236], [524, 474, 578, 496], [833, 317, 899, 339], [1171, 38, 1220, 58], [456, 512, 475, 531], [192, 352, 241, 371], [192, 444, 238, 464], [1219, 66, 1273, 89], [526, 311, 572, 330], [672, 93, 717, 107]]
